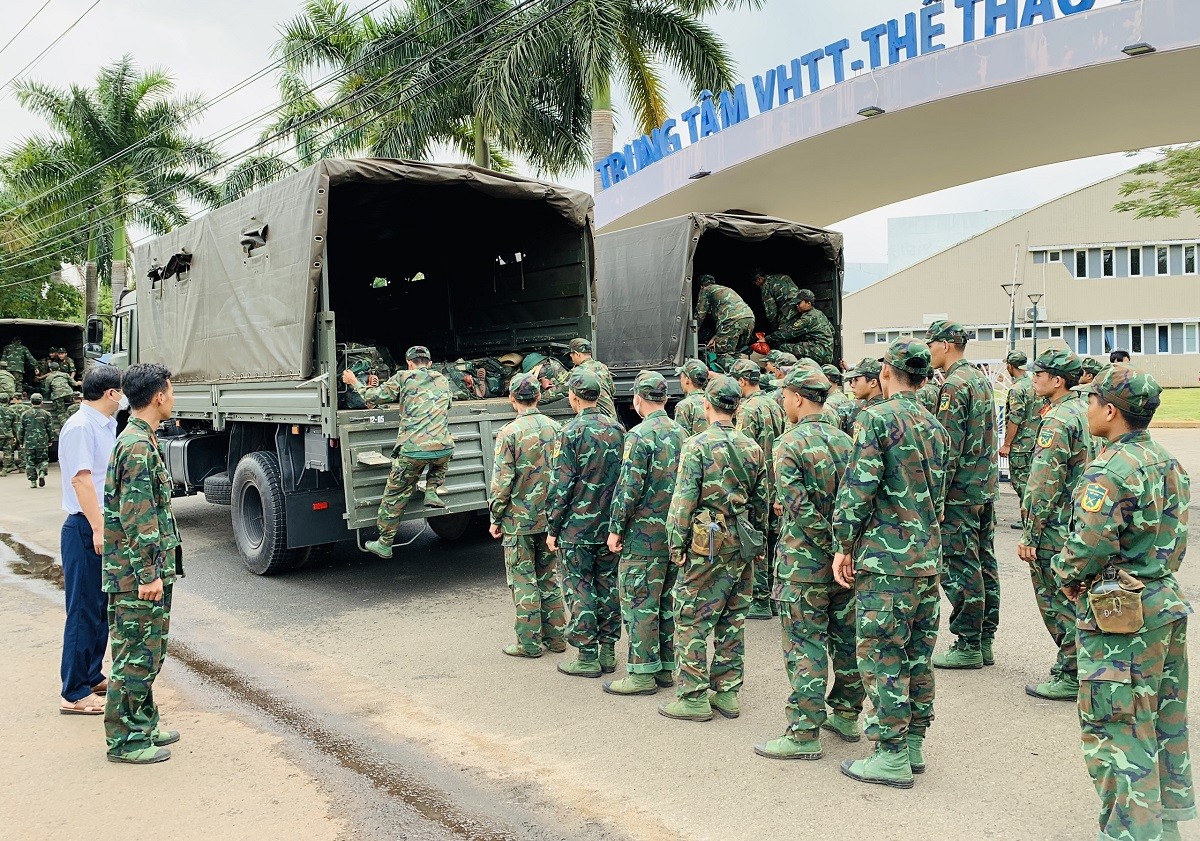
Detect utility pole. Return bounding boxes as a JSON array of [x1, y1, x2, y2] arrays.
[[1001, 280, 1021, 354], [1028, 292, 1044, 360]]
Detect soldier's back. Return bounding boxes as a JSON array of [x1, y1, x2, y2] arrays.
[[685, 422, 763, 521]]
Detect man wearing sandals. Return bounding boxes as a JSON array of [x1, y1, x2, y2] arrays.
[[103, 363, 182, 764]]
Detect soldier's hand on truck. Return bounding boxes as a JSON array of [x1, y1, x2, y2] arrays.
[[489, 524, 502, 539], [341, 369, 359, 387]]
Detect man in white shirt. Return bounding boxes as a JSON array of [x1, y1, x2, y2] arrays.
[[58, 365, 123, 715]]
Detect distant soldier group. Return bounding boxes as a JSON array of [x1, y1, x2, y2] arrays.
[[0, 337, 82, 486]]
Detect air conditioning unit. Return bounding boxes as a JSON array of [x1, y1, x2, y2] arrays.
[[1025, 306, 1046, 321]]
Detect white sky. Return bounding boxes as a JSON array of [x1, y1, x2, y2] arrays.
[[0, 0, 1166, 263]]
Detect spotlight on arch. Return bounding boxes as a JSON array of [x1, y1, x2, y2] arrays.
[[857, 105, 886, 118], [1122, 42, 1156, 56]]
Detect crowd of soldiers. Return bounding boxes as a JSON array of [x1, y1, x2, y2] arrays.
[[0, 336, 84, 487]]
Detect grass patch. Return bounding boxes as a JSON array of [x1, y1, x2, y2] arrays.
[[1156, 388, 1200, 423]]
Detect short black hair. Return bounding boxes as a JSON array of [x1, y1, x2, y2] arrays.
[[122, 363, 172, 410], [1110, 349, 1131, 363], [887, 364, 925, 389], [81, 364, 122, 400]]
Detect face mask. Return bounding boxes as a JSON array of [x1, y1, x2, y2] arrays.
[[118, 394, 130, 412]]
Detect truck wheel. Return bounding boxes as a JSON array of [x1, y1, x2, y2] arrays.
[[426, 512, 473, 541], [231, 451, 298, 575], [203, 472, 232, 506]]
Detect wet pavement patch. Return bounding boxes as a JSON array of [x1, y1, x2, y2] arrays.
[[1, 534, 63, 588]]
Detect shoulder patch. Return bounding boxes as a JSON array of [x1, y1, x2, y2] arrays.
[[1080, 482, 1109, 513], [1037, 427, 1055, 449], [938, 394, 950, 412]]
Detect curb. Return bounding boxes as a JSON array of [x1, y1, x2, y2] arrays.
[[1151, 421, 1200, 429]]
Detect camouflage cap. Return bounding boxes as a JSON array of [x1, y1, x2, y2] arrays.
[[405, 345, 432, 361], [521, 351, 548, 374], [568, 367, 601, 401], [796, 288, 815, 303], [925, 320, 969, 344], [538, 357, 565, 379], [849, 357, 882, 379], [633, 370, 668, 401], [1031, 348, 1082, 379], [704, 374, 741, 412], [675, 358, 710, 385], [821, 364, 843, 384], [1079, 365, 1162, 418], [780, 366, 830, 402], [0, 393, 9, 402], [1005, 350, 1028, 367], [30, 393, 43, 404], [698, 274, 716, 286], [774, 351, 798, 366], [729, 358, 761, 385], [0, 361, 7, 369], [48, 362, 59, 371], [508, 372, 540, 401], [569, 337, 592, 354], [882, 338, 934, 379], [1080, 356, 1103, 376]]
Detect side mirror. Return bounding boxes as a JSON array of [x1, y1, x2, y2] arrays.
[[86, 316, 104, 347]]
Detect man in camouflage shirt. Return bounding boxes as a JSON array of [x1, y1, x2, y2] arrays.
[[2, 336, 38, 390], [343, 346, 455, 559], [846, 357, 885, 435], [1078, 356, 1103, 386], [44, 361, 77, 439], [1055, 366, 1193, 841], [0, 361, 17, 401], [54, 347, 77, 378], [731, 358, 785, 620], [926, 320, 1000, 670], [695, 274, 755, 374], [753, 271, 799, 332], [535, 357, 570, 407], [103, 363, 182, 764], [604, 371, 683, 696], [568, 338, 617, 419], [767, 289, 835, 365], [489, 373, 567, 658], [1018, 349, 1095, 701], [1000, 350, 1041, 530], [0, 392, 16, 475], [546, 368, 625, 678], [661, 375, 767, 722], [822, 364, 851, 428], [832, 339, 949, 788], [18, 393, 53, 488], [755, 366, 860, 761], [673, 358, 711, 439]]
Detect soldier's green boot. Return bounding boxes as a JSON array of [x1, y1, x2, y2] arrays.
[[981, 638, 995, 666], [748, 599, 772, 621], [1025, 673, 1079, 701], [1162, 820, 1181, 841], [658, 697, 713, 722], [363, 539, 393, 559], [29, 480, 36, 489], [754, 732, 822, 760], [906, 732, 926, 774], [502, 643, 542, 659], [423, 486, 446, 509], [557, 657, 601, 678], [543, 638, 567, 653], [107, 746, 171, 764], [710, 690, 740, 719], [821, 712, 862, 743], [840, 745, 915, 789], [603, 674, 657, 696], [152, 729, 180, 746], [599, 642, 616, 674], [654, 670, 674, 688], [932, 640, 983, 670]]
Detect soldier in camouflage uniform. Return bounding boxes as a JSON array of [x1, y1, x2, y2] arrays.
[[546, 368, 625, 678], [9, 392, 28, 470], [604, 371, 683, 695], [1078, 356, 1103, 386], [731, 359, 785, 620], [661, 375, 767, 722], [846, 357, 885, 435], [1000, 350, 1041, 530], [54, 347, 77, 378], [103, 363, 181, 764], [0, 393, 16, 475], [68, 392, 83, 417], [767, 289, 835, 366], [0, 361, 16, 402], [18, 393, 53, 488], [1056, 366, 1194, 841], [753, 271, 799, 332], [916, 377, 940, 413], [2, 336, 38, 391], [1018, 349, 1095, 700], [695, 275, 755, 374], [342, 346, 455, 559], [568, 338, 617, 419], [821, 364, 851, 429], [673, 358, 710, 439], [925, 321, 1000, 670], [755, 366, 860, 760], [535, 357, 570, 407], [488, 373, 567, 658], [832, 339, 949, 788], [44, 362, 76, 439]]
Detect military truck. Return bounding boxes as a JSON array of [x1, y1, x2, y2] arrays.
[[102, 159, 594, 575], [0, 318, 88, 389], [594, 213, 844, 404]]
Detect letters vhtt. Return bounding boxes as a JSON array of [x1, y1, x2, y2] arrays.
[[595, 0, 1110, 190]]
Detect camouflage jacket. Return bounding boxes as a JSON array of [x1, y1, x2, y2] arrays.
[[760, 274, 799, 327], [574, 358, 617, 419], [103, 416, 181, 593], [0, 403, 16, 440], [354, 368, 454, 459], [45, 371, 75, 400], [695, 284, 754, 328], [847, 394, 885, 435], [537, 359, 570, 406], [769, 306, 833, 347], [1053, 430, 1192, 632], [935, 359, 998, 505], [57, 356, 76, 377], [673, 391, 709, 439], [1005, 375, 1042, 455], [545, 407, 625, 544], [489, 409, 561, 535], [1023, 392, 1095, 548], [735, 390, 786, 485], [774, 415, 853, 587], [1, 341, 37, 378], [833, 393, 949, 577], [0, 369, 16, 397], [666, 421, 767, 557], [17, 407, 52, 448], [916, 381, 939, 413], [607, 409, 683, 557], [824, 388, 851, 429]]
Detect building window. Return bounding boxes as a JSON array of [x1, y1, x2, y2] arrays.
[[1186, 323, 1199, 354], [1077, 327, 1089, 354], [1049, 250, 1061, 263], [992, 328, 1006, 341], [1186, 245, 1197, 275], [1104, 327, 1115, 352], [875, 332, 886, 344], [1050, 326, 1062, 338], [1102, 249, 1115, 277], [1131, 325, 1143, 354], [1022, 327, 1034, 339], [1076, 250, 1088, 278], [1130, 247, 1142, 277], [1158, 246, 1169, 275], [1159, 325, 1170, 353], [1033, 251, 1046, 265]]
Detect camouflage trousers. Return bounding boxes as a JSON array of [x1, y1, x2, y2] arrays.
[[558, 542, 620, 660], [941, 501, 999, 649], [376, 454, 450, 544], [105, 585, 173, 757], [711, 316, 755, 373], [856, 572, 940, 749], [778, 582, 864, 735], [1030, 544, 1078, 679], [23, 444, 48, 484], [503, 532, 567, 654], [1078, 618, 1195, 841], [618, 552, 677, 674], [673, 550, 753, 702], [0, 435, 13, 473], [1008, 452, 1032, 516], [753, 523, 777, 606], [774, 340, 833, 366]]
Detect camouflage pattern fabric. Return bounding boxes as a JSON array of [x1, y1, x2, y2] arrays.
[[17, 406, 52, 484], [769, 307, 835, 366], [824, 387, 851, 428], [760, 274, 799, 329], [2, 340, 38, 384], [545, 408, 625, 546], [937, 358, 999, 505], [574, 359, 617, 419], [619, 554, 677, 674], [105, 585, 173, 757], [847, 394, 885, 436], [673, 391, 709, 439], [537, 358, 570, 406], [736, 390, 785, 606], [941, 502, 999, 648], [0, 368, 16, 398], [353, 368, 455, 459], [916, 381, 939, 413], [710, 316, 755, 374], [1005, 374, 1042, 505], [696, 284, 755, 373], [56, 355, 77, 377], [0, 399, 15, 474], [502, 534, 567, 654], [376, 454, 450, 544], [559, 543, 620, 660], [1054, 430, 1194, 841]]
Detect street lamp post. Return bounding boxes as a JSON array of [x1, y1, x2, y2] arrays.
[[1028, 293, 1044, 360], [1001, 282, 1022, 353]]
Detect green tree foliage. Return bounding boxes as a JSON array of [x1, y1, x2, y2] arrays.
[[1115, 146, 1200, 219]]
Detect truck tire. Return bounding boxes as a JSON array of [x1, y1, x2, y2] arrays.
[[203, 472, 232, 506], [426, 512, 474, 541], [231, 451, 299, 575]]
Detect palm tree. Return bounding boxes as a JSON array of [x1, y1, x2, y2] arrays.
[[3, 55, 219, 306]]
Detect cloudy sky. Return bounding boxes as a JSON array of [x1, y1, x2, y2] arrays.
[[0, 0, 1162, 262]]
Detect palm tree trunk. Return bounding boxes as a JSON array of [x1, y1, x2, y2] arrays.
[[84, 221, 98, 319], [473, 117, 490, 169], [111, 220, 127, 309], [592, 78, 614, 195]]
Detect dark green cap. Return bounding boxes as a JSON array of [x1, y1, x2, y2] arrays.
[[30, 393, 43, 404], [508, 372, 540, 401], [633, 370, 668, 401], [568, 368, 601, 400], [675, 358, 709, 385], [1031, 348, 1082, 379], [1005, 350, 1028, 367], [821, 364, 843, 384], [925, 320, 969, 344], [698, 274, 716, 286], [521, 351, 547, 373], [849, 357, 882, 379], [405, 345, 431, 361], [1079, 365, 1162, 418], [704, 374, 741, 412], [569, 337, 592, 354], [780, 366, 830, 402], [48, 362, 59, 371], [796, 288, 815, 303], [1080, 357, 1103, 376], [729, 358, 761, 385], [882, 338, 934, 379]]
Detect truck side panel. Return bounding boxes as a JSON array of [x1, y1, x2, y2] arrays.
[[171, 381, 328, 430]]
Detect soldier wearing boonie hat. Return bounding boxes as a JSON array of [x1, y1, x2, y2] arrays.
[[1001, 348, 1040, 532], [568, 337, 616, 419], [675, 358, 712, 439]]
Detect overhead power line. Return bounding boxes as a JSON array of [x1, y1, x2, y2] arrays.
[[0, 0, 57, 62], [0, 0, 103, 97]]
